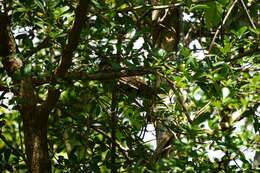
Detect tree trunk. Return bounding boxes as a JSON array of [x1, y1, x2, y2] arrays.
[[22, 107, 51, 173], [1, 11, 52, 172], [1, 0, 89, 171]]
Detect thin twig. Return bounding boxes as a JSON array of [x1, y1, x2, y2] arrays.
[[195, 101, 212, 117], [239, 0, 256, 29], [208, 0, 238, 53], [0, 134, 27, 164], [91, 126, 131, 162], [156, 72, 192, 124], [116, 3, 183, 12]]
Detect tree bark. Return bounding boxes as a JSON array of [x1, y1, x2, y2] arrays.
[[1, 0, 90, 171], [1, 11, 53, 172], [22, 107, 51, 173]]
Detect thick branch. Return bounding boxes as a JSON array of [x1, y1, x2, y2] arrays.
[[67, 68, 153, 81], [0, 12, 17, 57], [0, 12, 23, 80], [55, 0, 90, 77], [31, 68, 153, 86], [40, 88, 60, 115], [42, 0, 91, 112], [24, 37, 52, 57]]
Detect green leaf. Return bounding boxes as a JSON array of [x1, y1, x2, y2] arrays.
[[0, 107, 9, 114], [34, 0, 45, 12], [150, 48, 167, 58], [190, 4, 210, 11], [205, 2, 223, 28], [232, 26, 248, 37], [21, 64, 32, 75], [16, 8, 28, 12], [54, 6, 70, 16], [192, 113, 211, 125], [218, 0, 229, 5]]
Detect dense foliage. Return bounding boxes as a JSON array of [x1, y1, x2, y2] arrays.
[[0, 0, 259, 172]]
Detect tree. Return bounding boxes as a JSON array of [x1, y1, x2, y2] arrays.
[[0, 0, 259, 172]]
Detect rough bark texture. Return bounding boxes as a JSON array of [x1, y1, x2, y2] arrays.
[[1, 10, 51, 172], [20, 77, 52, 172], [0, 13, 17, 56], [22, 107, 51, 173], [0, 0, 90, 171], [0, 12, 22, 78]]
